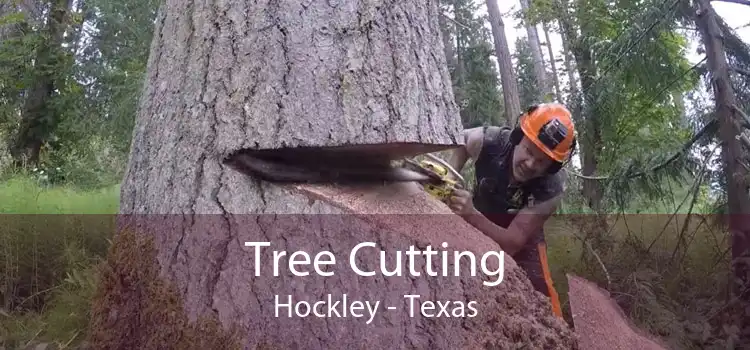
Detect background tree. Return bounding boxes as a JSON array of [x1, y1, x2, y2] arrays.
[[517, 0, 551, 102], [485, 0, 521, 124], [514, 36, 542, 108], [442, 0, 504, 128]]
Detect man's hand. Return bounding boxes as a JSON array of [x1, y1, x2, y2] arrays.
[[447, 188, 476, 215]]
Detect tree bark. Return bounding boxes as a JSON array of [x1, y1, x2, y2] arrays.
[[694, 0, 750, 343], [519, 0, 550, 101], [119, 0, 466, 214], [92, 0, 578, 348], [485, 0, 521, 125]]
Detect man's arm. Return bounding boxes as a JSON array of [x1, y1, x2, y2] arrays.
[[459, 196, 560, 255], [447, 127, 484, 174], [458, 174, 565, 255], [501, 172, 566, 252]]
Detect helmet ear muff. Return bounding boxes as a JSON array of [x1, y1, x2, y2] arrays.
[[546, 135, 577, 174], [510, 126, 524, 146]]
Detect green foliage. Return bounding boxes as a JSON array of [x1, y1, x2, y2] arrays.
[[458, 42, 504, 127], [0, 17, 39, 129], [80, 0, 160, 154], [0, 0, 158, 189], [442, 0, 504, 128], [541, 0, 702, 213]]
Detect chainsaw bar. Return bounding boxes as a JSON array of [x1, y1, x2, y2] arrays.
[[402, 158, 444, 183], [224, 150, 433, 184]]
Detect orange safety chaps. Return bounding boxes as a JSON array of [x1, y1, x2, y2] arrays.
[[514, 241, 563, 318]]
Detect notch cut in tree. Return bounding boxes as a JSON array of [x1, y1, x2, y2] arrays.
[[93, 0, 579, 349]]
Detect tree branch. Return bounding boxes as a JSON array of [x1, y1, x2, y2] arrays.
[[733, 104, 750, 128], [566, 119, 719, 181], [731, 66, 750, 78], [440, 12, 471, 30], [712, 0, 750, 6]]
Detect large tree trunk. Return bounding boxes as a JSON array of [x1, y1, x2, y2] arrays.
[[519, 0, 550, 101], [118, 0, 467, 214], [485, 0, 521, 125], [88, 1, 577, 348], [694, 0, 750, 343]]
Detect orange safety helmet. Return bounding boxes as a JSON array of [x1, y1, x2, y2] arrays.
[[510, 103, 577, 168]]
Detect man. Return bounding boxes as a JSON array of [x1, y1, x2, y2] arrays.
[[445, 103, 577, 319]]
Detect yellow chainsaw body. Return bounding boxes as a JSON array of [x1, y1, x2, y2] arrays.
[[415, 159, 461, 203]]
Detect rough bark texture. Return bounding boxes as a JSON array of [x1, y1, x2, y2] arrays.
[[485, 0, 521, 125], [567, 274, 669, 350], [695, 0, 750, 343], [120, 0, 464, 214]]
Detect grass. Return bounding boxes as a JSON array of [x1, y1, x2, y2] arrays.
[[0, 174, 735, 349], [0, 176, 120, 214], [0, 175, 120, 349], [544, 213, 733, 350]]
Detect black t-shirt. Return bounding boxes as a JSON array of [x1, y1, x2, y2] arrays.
[[471, 126, 565, 247]]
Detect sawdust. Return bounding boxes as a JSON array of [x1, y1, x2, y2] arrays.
[[567, 274, 670, 350], [86, 228, 245, 350], [298, 183, 670, 349], [292, 182, 579, 349]]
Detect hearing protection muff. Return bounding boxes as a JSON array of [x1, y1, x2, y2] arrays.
[[509, 104, 577, 174]]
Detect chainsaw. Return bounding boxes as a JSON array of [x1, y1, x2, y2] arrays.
[[223, 147, 465, 203], [400, 153, 465, 203]]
